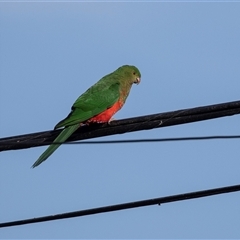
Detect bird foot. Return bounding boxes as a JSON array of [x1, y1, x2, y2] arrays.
[[108, 117, 116, 125]]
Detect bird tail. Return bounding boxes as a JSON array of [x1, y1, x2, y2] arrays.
[[32, 124, 79, 168]]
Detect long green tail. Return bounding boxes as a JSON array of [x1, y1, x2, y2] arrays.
[[32, 124, 79, 168]]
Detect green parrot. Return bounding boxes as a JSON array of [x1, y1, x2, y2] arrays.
[[32, 65, 141, 168]]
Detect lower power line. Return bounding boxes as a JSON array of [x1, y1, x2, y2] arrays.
[[0, 184, 240, 228]]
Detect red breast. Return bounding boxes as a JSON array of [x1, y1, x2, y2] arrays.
[[87, 101, 123, 123]]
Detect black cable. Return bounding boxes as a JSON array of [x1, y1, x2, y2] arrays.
[[1, 99, 240, 152], [56, 135, 240, 144], [1, 135, 240, 146], [60, 135, 240, 144], [0, 184, 239, 228]]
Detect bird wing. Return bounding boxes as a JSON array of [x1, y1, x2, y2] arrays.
[[55, 81, 120, 129]]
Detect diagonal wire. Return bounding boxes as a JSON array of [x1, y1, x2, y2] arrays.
[[0, 135, 240, 146], [0, 184, 240, 228], [57, 135, 240, 144], [1, 100, 240, 152]]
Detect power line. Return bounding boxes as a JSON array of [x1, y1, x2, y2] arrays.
[[1, 135, 240, 146], [1, 100, 240, 152], [51, 135, 240, 144], [0, 183, 239, 228]]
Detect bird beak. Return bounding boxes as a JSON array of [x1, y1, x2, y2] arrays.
[[134, 77, 141, 84]]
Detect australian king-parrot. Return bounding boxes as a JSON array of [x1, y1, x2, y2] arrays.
[[32, 65, 141, 168]]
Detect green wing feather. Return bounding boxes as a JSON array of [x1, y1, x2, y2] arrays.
[[55, 81, 120, 129], [32, 124, 79, 168]]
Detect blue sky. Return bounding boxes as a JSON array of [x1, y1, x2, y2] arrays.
[[1, 2, 240, 238]]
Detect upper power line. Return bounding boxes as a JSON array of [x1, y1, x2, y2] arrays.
[[1, 99, 240, 152]]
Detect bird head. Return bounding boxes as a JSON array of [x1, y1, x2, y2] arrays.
[[118, 65, 141, 85]]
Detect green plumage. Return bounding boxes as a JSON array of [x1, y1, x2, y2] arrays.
[[32, 125, 79, 168], [32, 65, 141, 168], [54, 82, 120, 129]]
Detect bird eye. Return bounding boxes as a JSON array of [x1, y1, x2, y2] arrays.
[[133, 72, 136, 75]]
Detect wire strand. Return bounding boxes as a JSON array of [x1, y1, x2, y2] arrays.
[[0, 183, 239, 228], [0, 135, 240, 145], [1, 99, 240, 152]]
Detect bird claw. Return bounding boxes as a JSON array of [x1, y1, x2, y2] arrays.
[[108, 118, 116, 125]]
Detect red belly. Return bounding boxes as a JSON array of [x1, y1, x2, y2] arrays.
[[87, 101, 122, 123]]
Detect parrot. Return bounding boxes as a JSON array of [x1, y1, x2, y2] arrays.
[[32, 65, 141, 168]]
